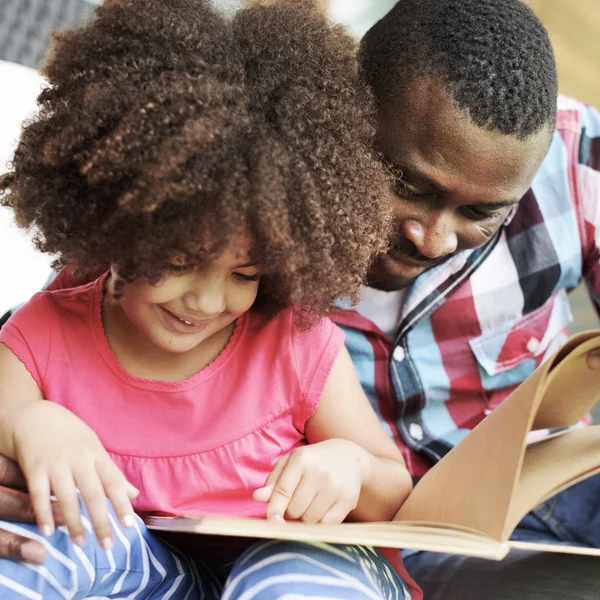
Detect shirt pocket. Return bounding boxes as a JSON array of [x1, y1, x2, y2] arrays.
[[469, 288, 573, 385]]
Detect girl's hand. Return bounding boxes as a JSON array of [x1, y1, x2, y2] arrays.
[[1, 401, 138, 549], [253, 439, 371, 524]]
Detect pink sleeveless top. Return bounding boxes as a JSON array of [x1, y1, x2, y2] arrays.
[[0, 275, 344, 518]]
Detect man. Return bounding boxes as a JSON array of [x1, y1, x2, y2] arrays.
[[1, 0, 600, 597], [331, 0, 600, 597]]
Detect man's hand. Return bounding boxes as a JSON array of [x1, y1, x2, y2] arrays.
[[0, 453, 54, 563], [586, 349, 600, 370]]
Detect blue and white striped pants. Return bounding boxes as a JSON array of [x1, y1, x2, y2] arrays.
[[0, 502, 411, 599]]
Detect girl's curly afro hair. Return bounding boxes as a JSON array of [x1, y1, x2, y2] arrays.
[[0, 0, 392, 317]]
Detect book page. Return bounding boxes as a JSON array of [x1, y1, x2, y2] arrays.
[[394, 366, 546, 539], [509, 540, 600, 557], [505, 426, 600, 537], [146, 515, 509, 560], [531, 333, 600, 430]]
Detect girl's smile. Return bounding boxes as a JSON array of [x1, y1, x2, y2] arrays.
[[157, 305, 214, 335]]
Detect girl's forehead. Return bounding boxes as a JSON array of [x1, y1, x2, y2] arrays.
[[189, 235, 254, 267], [220, 237, 254, 264], [181, 232, 254, 260]]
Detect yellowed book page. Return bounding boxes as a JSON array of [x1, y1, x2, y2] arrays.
[[394, 366, 546, 540], [504, 426, 600, 538], [531, 333, 600, 430], [509, 541, 600, 557], [145, 515, 508, 560]]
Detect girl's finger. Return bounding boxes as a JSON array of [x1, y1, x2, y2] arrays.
[[263, 454, 290, 489], [266, 460, 302, 522], [252, 484, 274, 503], [26, 471, 54, 536], [97, 459, 136, 530], [74, 467, 114, 550], [49, 470, 86, 546], [253, 455, 290, 506], [298, 489, 336, 524], [319, 500, 354, 525], [126, 481, 140, 500], [283, 473, 319, 520]]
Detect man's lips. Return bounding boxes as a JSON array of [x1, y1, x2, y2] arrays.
[[388, 243, 436, 269], [158, 306, 212, 334]]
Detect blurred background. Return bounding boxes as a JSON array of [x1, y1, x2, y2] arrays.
[[0, 0, 599, 332]]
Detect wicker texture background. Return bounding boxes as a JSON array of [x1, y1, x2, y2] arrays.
[[0, 0, 94, 68]]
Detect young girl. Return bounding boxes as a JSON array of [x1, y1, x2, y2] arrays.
[[0, 0, 419, 598]]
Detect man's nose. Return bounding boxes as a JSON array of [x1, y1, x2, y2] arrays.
[[402, 212, 458, 259]]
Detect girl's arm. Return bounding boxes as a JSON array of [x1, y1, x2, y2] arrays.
[[255, 347, 412, 523], [0, 343, 138, 547]]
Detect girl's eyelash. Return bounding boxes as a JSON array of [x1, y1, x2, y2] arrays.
[[233, 272, 260, 282], [168, 264, 191, 272]]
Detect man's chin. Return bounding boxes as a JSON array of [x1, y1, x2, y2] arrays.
[[366, 273, 414, 292], [365, 268, 418, 292], [366, 254, 428, 291]]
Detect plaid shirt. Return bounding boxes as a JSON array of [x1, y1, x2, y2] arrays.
[[333, 96, 600, 479]]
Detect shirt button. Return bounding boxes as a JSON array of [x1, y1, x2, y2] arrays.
[[527, 337, 540, 354], [393, 346, 405, 362], [409, 423, 424, 441], [450, 256, 467, 274]]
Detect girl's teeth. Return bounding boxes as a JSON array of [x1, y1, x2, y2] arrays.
[[178, 317, 193, 325]]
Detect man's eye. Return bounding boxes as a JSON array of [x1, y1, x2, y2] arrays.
[[463, 206, 505, 221], [394, 178, 430, 198]]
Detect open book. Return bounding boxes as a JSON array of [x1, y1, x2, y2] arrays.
[[146, 331, 600, 560]]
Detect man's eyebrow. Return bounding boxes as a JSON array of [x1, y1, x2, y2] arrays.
[[387, 160, 449, 194], [479, 199, 519, 209]]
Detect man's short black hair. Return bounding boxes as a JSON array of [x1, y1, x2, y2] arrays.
[[359, 0, 558, 137]]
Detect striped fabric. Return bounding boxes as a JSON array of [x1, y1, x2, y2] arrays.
[[0, 513, 208, 599], [333, 96, 600, 479], [0, 500, 416, 599]]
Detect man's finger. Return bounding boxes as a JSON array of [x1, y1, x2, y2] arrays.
[[0, 485, 64, 525], [0, 455, 26, 489], [0, 529, 47, 564], [0, 487, 36, 523], [586, 349, 600, 370]]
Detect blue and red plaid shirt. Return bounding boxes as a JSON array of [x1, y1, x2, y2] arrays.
[[333, 96, 600, 479]]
